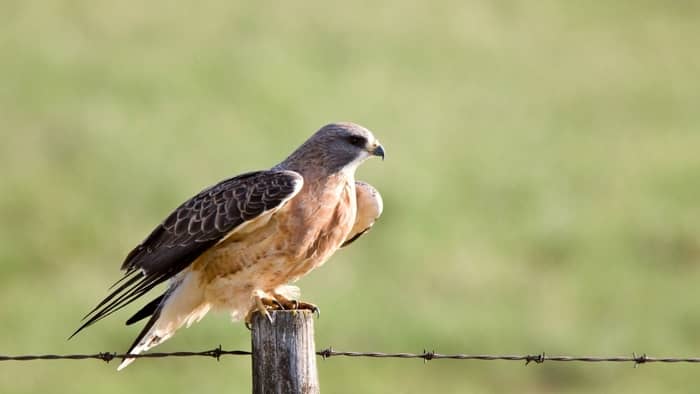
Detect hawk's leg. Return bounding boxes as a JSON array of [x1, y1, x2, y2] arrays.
[[272, 292, 320, 318]]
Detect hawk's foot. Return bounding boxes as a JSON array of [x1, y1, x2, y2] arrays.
[[244, 295, 284, 329], [273, 293, 320, 318]]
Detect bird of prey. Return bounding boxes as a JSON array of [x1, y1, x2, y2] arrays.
[[71, 122, 385, 370]]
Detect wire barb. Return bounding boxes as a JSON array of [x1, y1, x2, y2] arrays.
[[422, 349, 435, 363], [210, 345, 223, 361], [319, 347, 334, 360], [633, 352, 647, 368], [525, 353, 545, 365], [98, 352, 116, 363]]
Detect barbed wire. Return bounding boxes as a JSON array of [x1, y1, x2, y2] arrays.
[[3, 346, 700, 366], [0, 347, 249, 363]]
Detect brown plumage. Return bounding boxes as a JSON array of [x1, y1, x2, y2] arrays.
[[71, 122, 384, 369]]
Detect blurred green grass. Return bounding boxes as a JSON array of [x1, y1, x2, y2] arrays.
[[1, 0, 700, 393]]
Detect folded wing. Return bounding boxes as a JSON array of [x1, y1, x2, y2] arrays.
[[71, 170, 303, 337], [342, 181, 383, 247]]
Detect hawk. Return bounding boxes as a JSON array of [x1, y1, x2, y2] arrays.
[[71, 122, 384, 370]]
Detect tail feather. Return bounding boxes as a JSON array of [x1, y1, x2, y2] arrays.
[[118, 304, 168, 371], [117, 271, 208, 370], [126, 294, 165, 326]]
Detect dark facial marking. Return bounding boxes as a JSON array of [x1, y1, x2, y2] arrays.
[[346, 135, 367, 148]]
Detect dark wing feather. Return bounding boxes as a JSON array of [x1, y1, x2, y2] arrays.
[[70, 170, 302, 338], [125, 294, 165, 326], [340, 227, 371, 247]]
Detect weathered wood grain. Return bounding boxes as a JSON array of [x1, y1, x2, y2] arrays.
[[251, 310, 319, 394]]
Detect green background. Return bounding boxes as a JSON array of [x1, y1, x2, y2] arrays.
[[1, 1, 699, 393]]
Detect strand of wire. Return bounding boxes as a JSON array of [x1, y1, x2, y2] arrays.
[[3, 346, 700, 366]]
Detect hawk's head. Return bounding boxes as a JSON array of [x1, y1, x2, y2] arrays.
[[283, 122, 384, 175]]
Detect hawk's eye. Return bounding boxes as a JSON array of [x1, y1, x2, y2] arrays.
[[347, 135, 366, 147]]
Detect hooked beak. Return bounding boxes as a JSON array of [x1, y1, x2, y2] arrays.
[[371, 145, 385, 161]]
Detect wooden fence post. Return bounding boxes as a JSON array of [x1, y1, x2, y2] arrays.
[[251, 310, 319, 394]]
